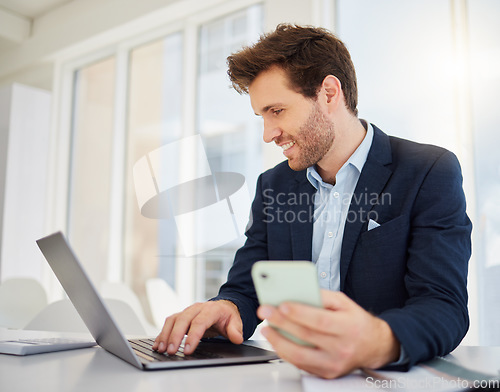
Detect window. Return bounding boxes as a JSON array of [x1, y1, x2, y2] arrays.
[[335, 0, 500, 345], [67, 4, 263, 315], [196, 7, 262, 300], [124, 33, 183, 306], [68, 57, 116, 283], [467, 0, 500, 345]]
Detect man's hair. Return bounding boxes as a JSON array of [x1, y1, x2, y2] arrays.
[[227, 24, 358, 116]]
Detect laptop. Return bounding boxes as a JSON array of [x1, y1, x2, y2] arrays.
[[0, 328, 96, 356], [36, 232, 278, 370]]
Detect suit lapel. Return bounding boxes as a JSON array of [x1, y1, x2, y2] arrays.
[[340, 126, 393, 290], [289, 171, 316, 261]]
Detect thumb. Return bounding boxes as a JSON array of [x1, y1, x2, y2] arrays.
[[226, 317, 244, 344]]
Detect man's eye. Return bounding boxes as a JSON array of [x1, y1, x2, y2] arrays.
[[273, 109, 283, 116]]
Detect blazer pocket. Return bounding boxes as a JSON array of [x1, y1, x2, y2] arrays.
[[359, 214, 409, 246]]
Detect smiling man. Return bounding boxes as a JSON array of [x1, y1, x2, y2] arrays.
[[153, 24, 472, 379]]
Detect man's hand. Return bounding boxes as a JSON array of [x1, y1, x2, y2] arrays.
[[152, 300, 243, 355], [257, 290, 400, 379]]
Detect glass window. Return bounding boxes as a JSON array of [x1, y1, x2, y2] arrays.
[[335, 0, 500, 345], [124, 33, 183, 303], [195, 5, 263, 300], [68, 57, 116, 283], [468, 0, 500, 345], [67, 3, 264, 322], [337, 0, 457, 151]]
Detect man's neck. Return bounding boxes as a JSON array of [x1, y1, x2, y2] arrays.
[[315, 118, 367, 185]]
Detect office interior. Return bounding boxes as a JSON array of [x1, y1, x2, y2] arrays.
[[0, 0, 499, 348]]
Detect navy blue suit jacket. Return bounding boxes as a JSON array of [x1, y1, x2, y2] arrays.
[[213, 125, 472, 369]]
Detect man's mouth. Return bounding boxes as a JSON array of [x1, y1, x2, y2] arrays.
[[281, 141, 296, 151]]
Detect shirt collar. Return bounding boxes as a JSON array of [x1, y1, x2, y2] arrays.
[[306, 120, 374, 189]]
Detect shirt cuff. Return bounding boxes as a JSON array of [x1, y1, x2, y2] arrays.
[[389, 344, 410, 366]]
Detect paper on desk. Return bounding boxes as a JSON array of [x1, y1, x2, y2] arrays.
[[302, 370, 461, 391], [302, 358, 499, 392], [302, 369, 465, 391], [302, 370, 372, 391]]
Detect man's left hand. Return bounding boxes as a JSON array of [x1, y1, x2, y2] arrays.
[[257, 290, 400, 379]]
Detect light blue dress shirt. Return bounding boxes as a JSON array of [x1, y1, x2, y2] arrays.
[[306, 122, 373, 290], [306, 120, 408, 366]]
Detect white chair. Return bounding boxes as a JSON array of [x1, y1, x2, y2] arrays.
[[100, 281, 157, 335], [0, 278, 48, 329], [146, 278, 182, 329], [24, 298, 147, 335]]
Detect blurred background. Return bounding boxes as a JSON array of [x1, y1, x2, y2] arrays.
[[0, 0, 498, 345]]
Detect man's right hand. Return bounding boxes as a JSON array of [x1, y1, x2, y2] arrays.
[[152, 300, 244, 355]]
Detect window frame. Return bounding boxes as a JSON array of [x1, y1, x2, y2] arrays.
[[45, 0, 265, 302]]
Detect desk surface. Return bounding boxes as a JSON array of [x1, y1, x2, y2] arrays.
[[0, 342, 301, 392], [1, 344, 499, 392]]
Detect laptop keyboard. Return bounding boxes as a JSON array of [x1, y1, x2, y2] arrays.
[[129, 338, 223, 362]]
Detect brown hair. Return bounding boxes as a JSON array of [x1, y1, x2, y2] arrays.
[[227, 24, 358, 116]]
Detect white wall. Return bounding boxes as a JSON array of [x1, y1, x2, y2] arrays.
[[0, 86, 10, 262], [0, 63, 53, 91], [0, 84, 51, 282]]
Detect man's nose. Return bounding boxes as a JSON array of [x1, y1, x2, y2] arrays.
[[263, 119, 281, 143]]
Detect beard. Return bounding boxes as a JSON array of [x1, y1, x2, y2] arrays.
[[287, 102, 335, 171]]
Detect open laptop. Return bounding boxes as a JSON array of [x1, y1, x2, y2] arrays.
[[36, 232, 278, 370]]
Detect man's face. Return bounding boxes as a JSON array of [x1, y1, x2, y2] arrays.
[[249, 66, 335, 171]]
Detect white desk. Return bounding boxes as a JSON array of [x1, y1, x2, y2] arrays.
[[1, 345, 499, 391], [0, 343, 301, 392]]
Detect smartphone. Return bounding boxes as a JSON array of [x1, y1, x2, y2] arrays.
[[251, 260, 322, 346]]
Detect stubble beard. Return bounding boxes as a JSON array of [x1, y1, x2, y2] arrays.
[[287, 103, 335, 171]]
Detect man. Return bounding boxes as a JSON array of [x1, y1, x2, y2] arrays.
[[153, 24, 472, 379]]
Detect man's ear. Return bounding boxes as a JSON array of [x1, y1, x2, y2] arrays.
[[320, 75, 342, 111]]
